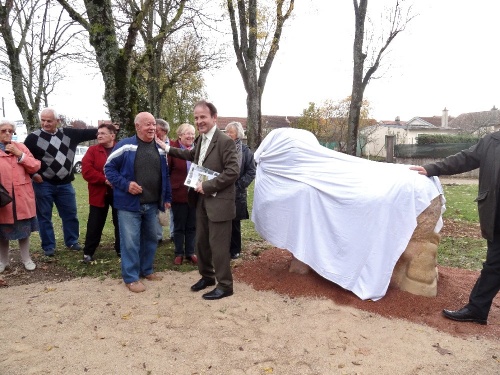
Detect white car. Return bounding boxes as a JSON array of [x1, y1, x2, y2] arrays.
[[73, 146, 89, 174]]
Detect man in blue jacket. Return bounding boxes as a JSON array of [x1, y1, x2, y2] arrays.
[[105, 112, 172, 293]]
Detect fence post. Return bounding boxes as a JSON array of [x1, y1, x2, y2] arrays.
[[385, 135, 395, 163]]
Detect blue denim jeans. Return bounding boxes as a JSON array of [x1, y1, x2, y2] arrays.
[[118, 204, 158, 284], [33, 181, 79, 252]]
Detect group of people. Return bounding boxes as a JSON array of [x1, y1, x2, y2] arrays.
[[3, 100, 498, 321], [0, 100, 256, 300]]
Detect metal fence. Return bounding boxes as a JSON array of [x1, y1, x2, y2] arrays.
[[394, 142, 477, 159]]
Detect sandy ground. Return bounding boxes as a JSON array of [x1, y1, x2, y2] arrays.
[[3, 176, 499, 375], [1, 270, 499, 375]]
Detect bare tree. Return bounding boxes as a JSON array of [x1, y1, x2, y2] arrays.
[[56, 0, 156, 134], [346, 0, 414, 155], [227, 0, 294, 149], [0, 0, 84, 129]]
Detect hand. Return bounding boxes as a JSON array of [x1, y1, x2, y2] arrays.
[[105, 179, 113, 188], [5, 143, 22, 157], [155, 136, 166, 150], [128, 181, 143, 195], [409, 166, 428, 176], [164, 202, 171, 209], [195, 182, 204, 195], [33, 174, 43, 183]]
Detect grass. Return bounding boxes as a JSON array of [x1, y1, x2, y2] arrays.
[[31, 175, 266, 278], [439, 183, 485, 270], [30, 176, 485, 278], [441, 184, 479, 222]]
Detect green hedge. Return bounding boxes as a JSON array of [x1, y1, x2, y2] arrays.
[[416, 133, 480, 145]]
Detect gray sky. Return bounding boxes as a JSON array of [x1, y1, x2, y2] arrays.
[[1, 0, 499, 124]]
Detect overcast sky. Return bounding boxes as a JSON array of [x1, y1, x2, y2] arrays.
[[1, 0, 499, 125]]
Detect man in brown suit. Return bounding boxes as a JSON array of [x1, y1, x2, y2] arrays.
[[157, 100, 239, 299]]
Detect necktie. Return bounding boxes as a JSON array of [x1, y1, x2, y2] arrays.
[[198, 135, 209, 166]]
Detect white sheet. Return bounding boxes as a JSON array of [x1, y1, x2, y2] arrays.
[[251, 128, 444, 300]]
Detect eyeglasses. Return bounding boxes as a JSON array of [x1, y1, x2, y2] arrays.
[[97, 132, 112, 136], [0, 129, 15, 134]]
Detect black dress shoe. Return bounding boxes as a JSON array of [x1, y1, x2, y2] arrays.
[[191, 278, 216, 292], [202, 288, 233, 300], [442, 307, 487, 325]]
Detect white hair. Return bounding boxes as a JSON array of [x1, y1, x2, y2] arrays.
[[225, 121, 245, 139], [0, 118, 15, 129], [40, 107, 60, 120]]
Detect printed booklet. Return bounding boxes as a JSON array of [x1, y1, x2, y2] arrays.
[[184, 163, 219, 188]]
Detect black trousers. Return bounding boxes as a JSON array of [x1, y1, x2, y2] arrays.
[[83, 194, 120, 257], [230, 219, 241, 256], [466, 231, 500, 319]]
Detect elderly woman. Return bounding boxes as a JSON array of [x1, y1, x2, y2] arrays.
[[0, 119, 41, 272], [81, 123, 120, 262], [224, 121, 256, 259], [167, 123, 197, 265]]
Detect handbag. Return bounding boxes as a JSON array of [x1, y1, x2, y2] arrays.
[[158, 208, 170, 227], [0, 182, 12, 207]]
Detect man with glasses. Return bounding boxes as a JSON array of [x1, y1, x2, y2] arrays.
[[81, 123, 120, 263], [24, 108, 97, 257], [105, 112, 172, 293]]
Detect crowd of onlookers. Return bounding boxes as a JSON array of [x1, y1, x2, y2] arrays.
[[0, 100, 255, 300]]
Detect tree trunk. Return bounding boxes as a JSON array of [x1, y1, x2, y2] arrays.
[[57, 0, 150, 135], [227, 0, 294, 150], [347, 0, 367, 156]]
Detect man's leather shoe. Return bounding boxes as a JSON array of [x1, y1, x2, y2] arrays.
[[191, 278, 216, 291], [202, 288, 233, 300], [442, 307, 487, 325]]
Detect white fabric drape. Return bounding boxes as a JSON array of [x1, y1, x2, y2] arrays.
[[252, 128, 444, 301]]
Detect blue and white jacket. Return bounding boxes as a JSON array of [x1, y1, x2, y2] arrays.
[[104, 135, 172, 212]]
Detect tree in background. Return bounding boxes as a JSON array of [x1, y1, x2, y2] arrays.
[[0, 0, 85, 130], [298, 97, 373, 153], [227, 0, 294, 149], [56, 0, 158, 135], [57, 0, 220, 135], [130, 0, 223, 121], [346, 0, 414, 155]]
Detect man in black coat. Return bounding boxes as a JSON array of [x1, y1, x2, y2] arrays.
[[411, 130, 500, 325]]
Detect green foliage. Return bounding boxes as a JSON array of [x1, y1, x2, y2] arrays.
[[416, 133, 480, 145], [296, 102, 322, 137]]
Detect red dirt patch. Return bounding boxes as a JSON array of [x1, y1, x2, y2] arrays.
[[234, 247, 500, 340]]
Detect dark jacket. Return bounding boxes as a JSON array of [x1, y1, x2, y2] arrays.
[[423, 131, 500, 241], [235, 143, 256, 220], [168, 128, 239, 222], [168, 139, 191, 204]]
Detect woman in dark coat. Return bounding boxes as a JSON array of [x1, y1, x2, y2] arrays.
[[225, 122, 256, 259]]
